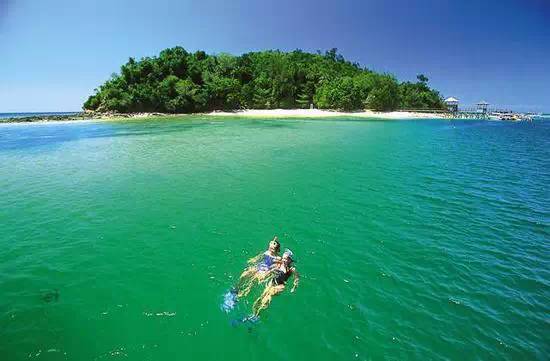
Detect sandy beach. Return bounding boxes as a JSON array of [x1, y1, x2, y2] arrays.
[[206, 109, 447, 119], [0, 109, 450, 124]]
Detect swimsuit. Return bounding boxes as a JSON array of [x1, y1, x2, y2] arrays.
[[257, 254, 276, 272], [272, 268, 291, 285]]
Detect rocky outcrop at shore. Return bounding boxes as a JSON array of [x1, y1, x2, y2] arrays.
[[0, 111, 169, 123]]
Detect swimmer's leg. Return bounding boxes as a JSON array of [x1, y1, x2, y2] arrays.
[[236, 267, 256, 292], [252, 285, 282, 316], [237, 267, 255, 284], [238, 280, 253, 298], [252, 284, 285, 316], [256, 271, 270, 283], [238, 273, 262, 298], [239, 270, 272, 298]]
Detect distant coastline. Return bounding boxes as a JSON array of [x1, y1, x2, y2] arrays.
[[0, 111, 80, 120], [0, 112, 106, 124]]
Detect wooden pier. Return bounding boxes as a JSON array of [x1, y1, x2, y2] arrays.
[[398, 108, 488, 119], [453, 107, 490, 119], [399, 107, 532, 121]]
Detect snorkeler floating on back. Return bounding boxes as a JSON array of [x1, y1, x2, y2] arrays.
[[252, 249, 299, 317], [236, 236, 281, 298]]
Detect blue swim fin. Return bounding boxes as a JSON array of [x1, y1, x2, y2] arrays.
[[221, 287, 239, 313]]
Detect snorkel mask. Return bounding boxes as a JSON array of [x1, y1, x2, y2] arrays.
[[283, 249, 294, 263]]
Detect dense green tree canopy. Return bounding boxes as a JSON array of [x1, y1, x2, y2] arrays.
[[84, 47, 445, 113]]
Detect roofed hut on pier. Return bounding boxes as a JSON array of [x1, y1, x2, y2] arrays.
[[476, 101, 489, 113], [444, 97, 459, 113]]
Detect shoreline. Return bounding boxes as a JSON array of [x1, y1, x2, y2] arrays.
[[0, 109, 450, 124], [205, 109, 449, 119]]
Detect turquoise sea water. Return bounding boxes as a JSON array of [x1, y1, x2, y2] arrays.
[[0, 117, 548, 360]]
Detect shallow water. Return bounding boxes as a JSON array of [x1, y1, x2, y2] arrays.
[[0, 117, 548, 360]]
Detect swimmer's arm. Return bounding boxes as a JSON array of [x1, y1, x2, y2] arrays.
[[246, 253, 263, 265], [290, 269, 300, 293], [271, 256, 283, 267]]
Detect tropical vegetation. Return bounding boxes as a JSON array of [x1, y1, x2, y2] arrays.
[[84, 47, 445, 113]]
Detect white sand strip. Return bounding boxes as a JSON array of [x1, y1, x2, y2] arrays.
[[206, 109, 446, 119]]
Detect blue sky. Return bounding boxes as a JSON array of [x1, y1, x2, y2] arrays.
[[0, 0, 549, 112]]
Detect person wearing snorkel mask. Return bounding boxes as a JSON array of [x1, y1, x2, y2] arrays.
[[237, 236, 281, 298], [252, 249, 300, 316]]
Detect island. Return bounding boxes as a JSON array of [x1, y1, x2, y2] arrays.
[[2, 49, 539, 124], [83, 47, 445, 114]]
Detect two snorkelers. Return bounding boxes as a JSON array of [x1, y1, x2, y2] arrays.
[[235, 236, 300, 317], [237, 236, 281, 298], [252, 249, 299, 317]]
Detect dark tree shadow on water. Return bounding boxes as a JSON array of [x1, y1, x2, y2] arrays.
[[0, 121, 213, 151]]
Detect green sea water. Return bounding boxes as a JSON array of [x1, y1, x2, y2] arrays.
[[0, 117, 548, 360]]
